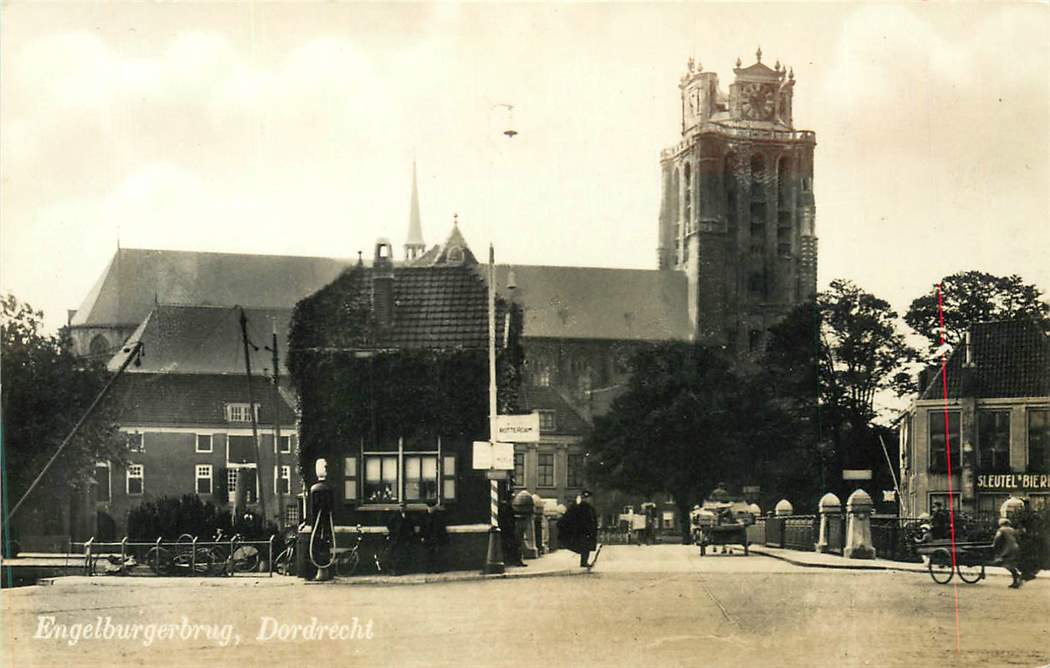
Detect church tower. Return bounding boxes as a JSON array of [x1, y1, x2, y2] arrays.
[[657, 49, 818, 356], [404, 162, 426, 261]]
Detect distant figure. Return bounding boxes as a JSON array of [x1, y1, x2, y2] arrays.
[[422, 502, 449, 573], [386, 502, 417, 575], [991, 518, 1023, 588], [558, 490, 599, 567], [930, 502, 950, 540], [498, 499, 525, 566]]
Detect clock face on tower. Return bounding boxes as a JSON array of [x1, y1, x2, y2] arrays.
[[741, 83, 775, 120]]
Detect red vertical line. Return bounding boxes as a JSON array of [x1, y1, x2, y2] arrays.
[[937, 284, 962, 654]]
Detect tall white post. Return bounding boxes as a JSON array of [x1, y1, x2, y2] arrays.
[[483, 243, 505, 574]]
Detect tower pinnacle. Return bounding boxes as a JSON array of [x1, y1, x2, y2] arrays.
[[405, 162, 426, 261]]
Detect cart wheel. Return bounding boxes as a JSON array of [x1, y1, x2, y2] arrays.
[[928, 549, 954, 584], [957, 562, 984, 584]]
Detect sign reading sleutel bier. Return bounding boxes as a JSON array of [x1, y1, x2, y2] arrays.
[[976, 474, 1050, 491]]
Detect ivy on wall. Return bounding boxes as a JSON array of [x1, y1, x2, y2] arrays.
[[288, 265, 525, 481]]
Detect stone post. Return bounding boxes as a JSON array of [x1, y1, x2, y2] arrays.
[[815, 492, 841, 553], [512, 491, 538, 559], [844, 489, 876, 559], [532, 494, 547, 555], [775, 499, 793, 517]]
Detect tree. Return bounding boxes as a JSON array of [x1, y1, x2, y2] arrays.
[[1, 294, 126, 539], [583, 342, 742, 537], [904, 271, 1049, 353]]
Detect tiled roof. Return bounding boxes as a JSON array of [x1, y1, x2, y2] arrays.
[[107, 305, 293, 375], [491, 265, 690, 342], [293, 264, 510, 351], [71, 248, 348, 328], [520, 385, 591, 435], [113, 373, 296, 426], [918, 320, 1050, 400]]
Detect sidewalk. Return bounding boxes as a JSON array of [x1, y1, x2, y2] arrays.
[[32, 548, 588, 589], [750, 544, 1050, 579]]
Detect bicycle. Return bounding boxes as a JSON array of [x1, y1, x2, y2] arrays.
[[334, 525, 376, 577], [274, 529, 299, 576], [145, 535, 213, 576], [208, 530, 261, 575]]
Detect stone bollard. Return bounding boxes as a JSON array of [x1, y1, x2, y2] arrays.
[[512, 490, 539, 559], [775, 499, 794, 517], [1000, 496, 1024, 519], [815, 492, 841, 553], [844, 489, 876, 559], [748, 503, 762, 521]]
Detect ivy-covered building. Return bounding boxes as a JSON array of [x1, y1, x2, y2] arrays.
[[288, 238, 523, 568]]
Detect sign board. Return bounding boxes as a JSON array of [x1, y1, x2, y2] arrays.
[[882, 490, 897, 503], [472, 441, 515, 470], [485, 470, 510, 481], [742, 485, 761, 494], [842, 469, 873, 481], [977, 473, 1050, 491], [495, 413, 540, 443]]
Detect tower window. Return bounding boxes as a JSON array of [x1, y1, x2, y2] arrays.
[[724, 153, 738, 234], [683, 162, 692, 232]]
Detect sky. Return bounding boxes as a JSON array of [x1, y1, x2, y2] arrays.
[[2, 3, 1048, 334]]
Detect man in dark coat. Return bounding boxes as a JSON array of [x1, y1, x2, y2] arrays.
[[386, 502, 417, 575], [498, 499, 526, 567], [558, 490, 598, 567], [421, 502, 450, 573]]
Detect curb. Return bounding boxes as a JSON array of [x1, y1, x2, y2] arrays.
[[748, 547, 924, 573], [301, 565, 591, 587]]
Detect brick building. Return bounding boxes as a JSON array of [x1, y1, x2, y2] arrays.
[[899, 320, 1050, 516]]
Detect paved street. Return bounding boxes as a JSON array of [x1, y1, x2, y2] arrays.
[[2, 545, 1047, 667]]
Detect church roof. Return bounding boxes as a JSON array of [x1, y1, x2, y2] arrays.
[[71, 247, 348, 328], [491, 265, 690, 342], [108, 304, 293, 376]]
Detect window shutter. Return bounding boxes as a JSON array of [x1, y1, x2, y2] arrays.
[[344, 456, 358, 503], [442, 454, 457, 501]]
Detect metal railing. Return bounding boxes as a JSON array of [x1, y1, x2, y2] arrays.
[[73, 534, 275, 578]]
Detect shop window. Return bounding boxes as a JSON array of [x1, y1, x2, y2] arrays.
[[537, 453, 555, 488], [977, 411, 1011, 471], [567, 454, 584, 489], [928, 492, 959, 513], [929, 410, 961, 473], [404, 455, 438, 501], [442, 455, 457, 501], [196, 434, 213, 453], [1029, 409, 1050, 472], [1030, 494, 1050, 511], [344, 456, 358, 503], [94, 463, 111, 503], [364, 455, 398, 503], [273, 465, 291, 495], [127, 464, 144, 496], [514, 453, 526, 488], [196, 464, 213, 495], [978, 494, 1009, 515]]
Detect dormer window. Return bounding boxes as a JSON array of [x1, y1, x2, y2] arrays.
[[226, 403, 259, 423], [446, 246, 464, 265]]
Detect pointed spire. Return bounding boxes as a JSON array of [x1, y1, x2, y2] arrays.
[[756, 46, 762, 63], [404, 161, 425, 261], [736, 56, 742, 68]]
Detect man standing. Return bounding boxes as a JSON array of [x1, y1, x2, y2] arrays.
[[386, 502, 416, 576], [558, 490, 599, 567], [421, 502, 449, 573]]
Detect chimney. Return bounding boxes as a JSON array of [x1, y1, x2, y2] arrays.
[[373, 239, 395, 329]]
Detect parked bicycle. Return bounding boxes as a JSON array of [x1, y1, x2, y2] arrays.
[[144, 534, 213, 576], [208, 529, 261, 575], [335, 525, 383, 577]]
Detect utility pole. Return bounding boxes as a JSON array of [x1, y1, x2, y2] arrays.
[[482, 243, 505, 575], [239, 307, 268, 523], [271, 319, 284, 531]]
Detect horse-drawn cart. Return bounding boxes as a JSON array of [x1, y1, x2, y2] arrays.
[[695, 523, 749, 556]]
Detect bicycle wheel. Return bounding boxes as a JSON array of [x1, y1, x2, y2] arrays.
[[145, 547, 173, 576], [231, 546, 260, 573], [336, 551, 360, 577], [928, 549, 954, 584], [957, 562, 984, 584]]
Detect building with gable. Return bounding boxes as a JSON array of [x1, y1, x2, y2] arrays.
[[899, 320, 1050, 516]]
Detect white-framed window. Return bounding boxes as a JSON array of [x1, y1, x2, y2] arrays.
[[442, 454, 457, 501], [275, 434, 296, 454], [977, 411, 1010, 472], [929, 410, 962, 473], [513, 452, 526, 488], [284, 504, 301, 525], [126, 464, 144, 496], [196, 434, 213, 453], [344, 456, 358, 503], [94, 462, 111, 503], [537, 410, 557, 432], [196, 464, 213, 495], [227, 468, 239, 495], [225, 402, 259, 423], [1029, 408, 1050, 472], [537, 452, 555, 487], [364, 455, 398, 503], [404, 455, 438, 501], [126, 432, 145, 453], [227, 467, 258, 503], [273, 465, 291, 495]]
